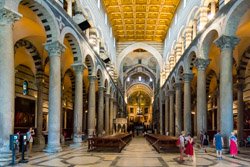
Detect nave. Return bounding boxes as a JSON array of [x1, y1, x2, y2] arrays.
[[12, 137, 250, 167]]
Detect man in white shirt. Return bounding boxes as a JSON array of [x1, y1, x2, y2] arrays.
[[179, 131, 186, 161]]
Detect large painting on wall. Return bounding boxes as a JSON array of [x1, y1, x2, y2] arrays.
[[15, 97, 35, 128]]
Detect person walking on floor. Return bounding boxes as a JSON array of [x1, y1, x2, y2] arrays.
[[229, 132, 238, 158], [213, 130, 224, 160], [202, 132, 209, 153], [185, 133, 194, 161], [178, 131, 186, 161]]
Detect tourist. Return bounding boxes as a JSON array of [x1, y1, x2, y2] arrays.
[[26, 127, 35, 156], [185, 133, 194, 161], [178, 131, 186, 161], [202, 132, 209, 153], [229, 132, 238, 158], [213, 130, 224, 160], [200, 131, 204, 148]]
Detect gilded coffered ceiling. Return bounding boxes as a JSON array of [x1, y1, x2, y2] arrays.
[[102, 0, 180, 42]]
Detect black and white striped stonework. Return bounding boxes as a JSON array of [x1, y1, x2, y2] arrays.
[[14, 39, 43, 74], [20, 0, 58, 43]]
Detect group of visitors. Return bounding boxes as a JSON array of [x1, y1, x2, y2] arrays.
[[177, 131, 195, 161], [16, 127, 35, 157], [178, 130, 239, 162], [212, 130, 238, 160]]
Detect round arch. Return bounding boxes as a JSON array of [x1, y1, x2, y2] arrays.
[[223, 0, 250, 35], [60, 27, 83, 63], [117, 42, 163, 74], [19, 0, 60, 43]]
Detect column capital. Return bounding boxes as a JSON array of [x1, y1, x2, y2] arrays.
[[72, 63, 86, 73], [183, 73, 193, 82], [0, 8, 21, 24], [214, 35, 240, 49], [195, 58, 210, 71], [45, 41, 65, 57]]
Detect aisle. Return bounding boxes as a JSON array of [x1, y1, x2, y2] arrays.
[[110, 136, 168, 167]]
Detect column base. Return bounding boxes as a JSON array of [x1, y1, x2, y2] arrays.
[[44, 144, 62, 153], [70, 143, 82, 148], [60, 134, 65, 145], [70, 137, 83, 148], [0, 151, 12, 166], [34, 134, 45, 151]]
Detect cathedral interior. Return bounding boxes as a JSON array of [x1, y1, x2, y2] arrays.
[[0, 0, 250, 166]]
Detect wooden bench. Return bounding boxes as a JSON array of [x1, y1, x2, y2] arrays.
[[145, 134, 179, 153], [88, 133, 132, 152]]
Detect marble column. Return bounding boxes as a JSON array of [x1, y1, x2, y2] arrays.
[[183, 73, 193, 134], [192, 19, 197, 40], [113, 100, 117, 119], [72, 63, 84, 144], [35, 72, 45, 148], [215, 35, 239, 147], [88, 76, 96, 137], [0, 8, 21, 166], [66, 0, 72, 17], [105, 94, 110, 134], [195, 58, 209, 139], [185, 27, 193, 48], [175, 43, 182, 61], [165, 93, 169, 134], [237, 83, 244, 141], [109, 97, 114, 134], [44, 41, 65, 153], [169, 90, 175, 136], [199, 6, 208, 29], [216, 89, 221, 130], [97, 86, 105, 136], [175, 82, 182, 136], [159, 92, 163, 134]]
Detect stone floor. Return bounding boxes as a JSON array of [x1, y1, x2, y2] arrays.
[[10, 137, 250, 167]]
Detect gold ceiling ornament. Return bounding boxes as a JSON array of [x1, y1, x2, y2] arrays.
[[102, 0, 180, 42]]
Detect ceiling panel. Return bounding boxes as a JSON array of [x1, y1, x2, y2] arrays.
[[102, 0, 180, 42]]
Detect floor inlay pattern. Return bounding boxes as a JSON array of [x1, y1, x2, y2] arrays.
[[11, 137, 250, 167]]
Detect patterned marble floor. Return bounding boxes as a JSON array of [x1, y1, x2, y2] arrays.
[[10, 137, 250, 167]]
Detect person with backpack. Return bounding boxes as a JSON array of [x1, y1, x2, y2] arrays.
[[202, 132, 209, 153], [177, 131, 186, 161]]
